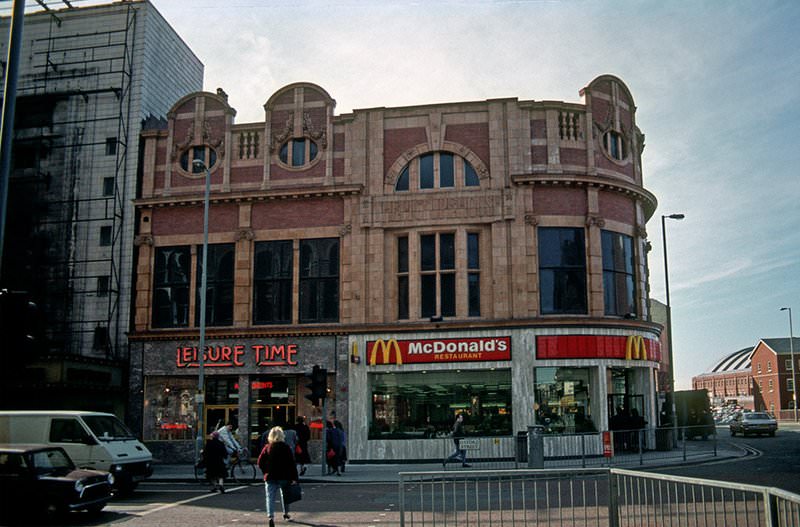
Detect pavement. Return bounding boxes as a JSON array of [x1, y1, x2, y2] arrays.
[[150, 427, 789, 484]]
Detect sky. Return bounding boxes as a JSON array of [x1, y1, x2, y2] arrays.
[[12, 0, 800, 389]]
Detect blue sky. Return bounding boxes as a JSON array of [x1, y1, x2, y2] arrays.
[[158, 0, 800, 389], [17, 0, 798, 389]]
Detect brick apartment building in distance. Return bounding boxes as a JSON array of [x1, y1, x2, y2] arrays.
[[130, 76, 666, 462]]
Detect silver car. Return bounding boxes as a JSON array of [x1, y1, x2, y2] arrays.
[[729, 412, 778, 437]]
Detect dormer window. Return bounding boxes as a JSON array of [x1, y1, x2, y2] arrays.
[[180, 145, 217, 174], [278, 138, 319, 168], [395, 151, 482, 192]]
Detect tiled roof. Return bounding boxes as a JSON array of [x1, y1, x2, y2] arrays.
[[760, 337, 800, 355]]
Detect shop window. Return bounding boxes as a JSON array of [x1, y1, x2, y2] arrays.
[[195, 243, 235, 327], [369, 369, 512, 439], [602, 230, 636, 316], [152, 246, 190, 328], [180, 145, 218, 174], [299, 238, 339, 323], [534, 367, 596, 434], [394, 151, 482, 191], [278, 138, 319, 168], [143, 376, 197, 441], [538, 227, 587, 314], [253, 240, 293, 324]]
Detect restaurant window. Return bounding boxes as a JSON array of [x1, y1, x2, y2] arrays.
[[143, 376, 197, 441], [534, 367, 596, 434], [299, 238, 339, 323], [602, 230, 636, 316], [538, 227, 587, 314], [195, 243, 235, 327], [253, 240, 293, 324], [152, 246, 190, 328], [369, 370, 512, 439]]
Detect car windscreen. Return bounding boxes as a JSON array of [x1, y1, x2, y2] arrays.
[[32, 449, 74, 475], [746, 412, 770, 419], [82, 415, 136, 440]]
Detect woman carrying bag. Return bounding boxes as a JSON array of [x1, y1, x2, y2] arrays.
[[258, 426, 300, 527]]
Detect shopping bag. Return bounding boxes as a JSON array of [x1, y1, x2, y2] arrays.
[[282, 483, 302, 504]]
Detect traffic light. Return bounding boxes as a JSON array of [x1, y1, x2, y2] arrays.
[[304, 365, 327, 407]]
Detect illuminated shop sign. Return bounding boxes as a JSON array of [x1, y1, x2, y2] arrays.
[[175, 343, 299, 368], [535, 335, 661, 361], [366, 336, 511, 366]]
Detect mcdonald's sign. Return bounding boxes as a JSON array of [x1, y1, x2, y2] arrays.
[[625, 335, 648, 361], [369, 339, 403, 366], [366, 336, 512, 366]]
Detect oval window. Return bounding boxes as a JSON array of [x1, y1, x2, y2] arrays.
[[180, 145, 217, 173], [278, 138, 318, 167]]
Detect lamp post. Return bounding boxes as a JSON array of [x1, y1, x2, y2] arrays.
[[192, 159, 212, 464], [661, 213, 684, 439], [780, 307, 797, 422]]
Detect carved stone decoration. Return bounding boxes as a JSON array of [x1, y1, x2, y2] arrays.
[[644, 241, 653, 253], [172, 122, 195, 161], [636, 226, 648, 239], [270, 113, 293, 153], [524, 215, 539, 226], [585, 215, 605, 228], [339, 224, 352, 236], [134, 234, 154, 247], [303, 112, 328, 149], [235, 228, 254, 241]]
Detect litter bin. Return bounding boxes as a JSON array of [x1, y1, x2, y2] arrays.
[[515, 431, 528, 463], [655, 427, 673, 451]]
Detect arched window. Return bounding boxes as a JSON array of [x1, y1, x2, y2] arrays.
[[395, 151, 482, 191]]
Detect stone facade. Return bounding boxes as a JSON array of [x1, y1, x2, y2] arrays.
[[131, 76, 664, 463]]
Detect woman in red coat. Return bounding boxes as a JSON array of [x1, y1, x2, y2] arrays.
[[258, 426, 299, 527]]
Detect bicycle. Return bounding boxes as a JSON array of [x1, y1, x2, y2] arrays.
[[194, 448, 257, 484], [228, 448, 257, 483]]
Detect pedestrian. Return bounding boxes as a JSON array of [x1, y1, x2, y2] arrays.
[[216, 421, 242, 463], [283, 425, 298, 460], [443, 413, 471, 468], [203, 431, 228, 493], [325, 420, 343, 475], [334, 419, 347, 474], [257, 426, 299, 527], [294, 416, 311, 476]]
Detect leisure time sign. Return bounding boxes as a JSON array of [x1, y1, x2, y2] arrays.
[[366, 336, 511, 366]]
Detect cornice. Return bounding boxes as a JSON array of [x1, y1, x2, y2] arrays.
[[135, 184, 363, 209], [128, 317, 663, 342]]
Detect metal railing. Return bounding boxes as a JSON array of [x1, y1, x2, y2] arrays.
[[399, 467, 800, 526], [436, 426, 721, 471]]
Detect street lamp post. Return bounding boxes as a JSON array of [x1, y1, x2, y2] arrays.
[[661, 213, 684, 441], [192, 159, 212, 464], [780, 307, 797, 422]]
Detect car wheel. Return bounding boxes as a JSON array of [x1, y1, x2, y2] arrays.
[[87, 504, 105, 516], [43, 498, 65, 520]]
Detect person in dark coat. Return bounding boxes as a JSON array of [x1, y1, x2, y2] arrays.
[[325, 420, 343, 476], [443, 413, 471, 467], [333, 419, 347, 474], [258, 426, 299, 527], [294, 416, 311, 475], [203, 431, 228, 493]]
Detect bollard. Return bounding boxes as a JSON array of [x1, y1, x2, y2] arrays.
[[527, 425, 544, 468]]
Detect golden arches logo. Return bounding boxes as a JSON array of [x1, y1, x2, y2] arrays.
[[369, 339, 403, 366], [625, 335, 648, 361]]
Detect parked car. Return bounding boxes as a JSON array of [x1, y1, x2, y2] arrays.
[[0, 443, 114, 520], [729, 412, 778, 437]]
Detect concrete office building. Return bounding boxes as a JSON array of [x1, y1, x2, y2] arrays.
[[0, 1, 203, 415], [130, 76, 664, 462]]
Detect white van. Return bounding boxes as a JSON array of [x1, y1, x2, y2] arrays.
[[0, 411, 153, 491]]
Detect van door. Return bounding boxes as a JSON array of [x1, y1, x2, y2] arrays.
[[48, 417, 98, 468]]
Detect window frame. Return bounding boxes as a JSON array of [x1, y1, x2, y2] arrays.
[[278, 137, 320, 169], [152, 246, 190, 328], [253, 240, 294, 325], [298, 238, 340, 323], [394, 151, 482, 192], [538, 227, 588, 315], [601, 230, 637, 317], [195, 243, 235, 327]]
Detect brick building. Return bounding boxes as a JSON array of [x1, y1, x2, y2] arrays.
[[751, 338, 800, 419], [129, 76, 665, 462], [692, 347, 754, 410]]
